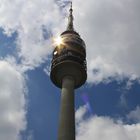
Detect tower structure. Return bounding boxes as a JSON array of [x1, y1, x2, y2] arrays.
[[50, 2, 87, 140]]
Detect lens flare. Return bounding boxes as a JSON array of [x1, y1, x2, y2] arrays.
[[53, 36, 63, 46], [81, 93, 93, 115]]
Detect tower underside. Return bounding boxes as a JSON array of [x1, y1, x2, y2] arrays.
[[51, 60, 86, 89]]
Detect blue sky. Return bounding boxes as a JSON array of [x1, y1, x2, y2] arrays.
[[0, 0, 140, 140]]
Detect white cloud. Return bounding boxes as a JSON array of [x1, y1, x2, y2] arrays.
[[127, 106, 140, 123], [0, 0, 66, 70], [0, 60, 26, 140], [75, 105, 87, 123], [76, 106, 140, 140], [73, 0, 140, 83], [27, 131, 34, 140]]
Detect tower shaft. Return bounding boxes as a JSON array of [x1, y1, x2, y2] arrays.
[[58, 76, 75, 140]]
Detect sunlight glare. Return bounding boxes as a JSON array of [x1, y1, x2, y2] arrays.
[[54, 36, 63, 46]]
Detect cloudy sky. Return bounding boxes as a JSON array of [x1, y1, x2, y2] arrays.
[[0, 0, 140, 140]]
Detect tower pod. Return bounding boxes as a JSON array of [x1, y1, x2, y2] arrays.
[[50, 31, 87, 89]]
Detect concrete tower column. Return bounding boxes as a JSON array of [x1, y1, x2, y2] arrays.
[[58, 76, 75, 140]]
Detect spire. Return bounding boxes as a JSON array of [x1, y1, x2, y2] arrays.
[[67, 2, 74, 31]]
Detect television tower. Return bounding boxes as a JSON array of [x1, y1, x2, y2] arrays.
[[50, 2, 87, 140]]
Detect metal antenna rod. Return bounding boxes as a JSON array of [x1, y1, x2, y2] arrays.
[[67, 2, 74, 31]]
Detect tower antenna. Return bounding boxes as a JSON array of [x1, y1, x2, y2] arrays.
[[67, 1, 74, 31]]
